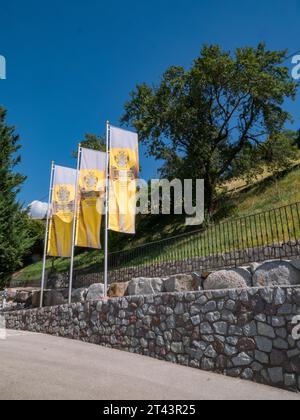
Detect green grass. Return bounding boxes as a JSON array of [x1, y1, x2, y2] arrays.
[[13, 250, 105, 281], [111, 202, 300, 269], [13, 165, 300, 282], [229, 165, 300, 217]]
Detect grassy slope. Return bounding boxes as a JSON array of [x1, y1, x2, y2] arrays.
[[14, 165, 300, 282], [227, 165, 300, 215]]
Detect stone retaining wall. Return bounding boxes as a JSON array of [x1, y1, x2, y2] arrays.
[[11, 241, 300, 289], [52, 241, 300, 287], [4, 286, 300, 393]]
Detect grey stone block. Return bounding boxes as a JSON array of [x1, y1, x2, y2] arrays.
[[268, 368, 283, 384]]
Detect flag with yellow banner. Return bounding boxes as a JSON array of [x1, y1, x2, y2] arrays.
[[75, 148, 106, 249], [109, 126, 139, 234], [48, 165, 77, 258]]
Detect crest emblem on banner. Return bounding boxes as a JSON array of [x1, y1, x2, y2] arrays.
[[57, 186, 70, 203], [115, 151, 129, 168], [83, 172, 98, 190]]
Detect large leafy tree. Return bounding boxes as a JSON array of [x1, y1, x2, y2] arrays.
[[294, 129, 300, 149], [72, 133, 106, 158], [0, 107, 35, 286], [122, 44, 298, 213]]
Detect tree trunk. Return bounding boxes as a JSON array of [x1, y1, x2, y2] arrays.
[[205, 177, 216, 216]]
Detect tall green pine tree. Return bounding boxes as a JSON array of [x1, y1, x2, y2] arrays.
[[0, 107, 34, 286]]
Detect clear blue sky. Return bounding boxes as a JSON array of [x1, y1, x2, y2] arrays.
[[0, 0, 300, 205]]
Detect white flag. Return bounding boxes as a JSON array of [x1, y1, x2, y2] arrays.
[[109, 126, 139, 234], [48, 165, 77, 257], [76, 148, 106, 249]]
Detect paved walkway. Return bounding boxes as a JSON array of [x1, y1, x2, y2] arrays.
[[0, 330, 299, 400]]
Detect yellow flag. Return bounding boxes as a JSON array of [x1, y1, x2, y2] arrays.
[[48, 166, 77, 257], [75, 148, 106, 249], [109, 126, 139, 234]]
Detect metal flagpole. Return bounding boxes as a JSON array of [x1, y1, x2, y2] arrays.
[[68, 144, 82, 305], [40, 161, 55, 308], [104, 121, 110, 298]]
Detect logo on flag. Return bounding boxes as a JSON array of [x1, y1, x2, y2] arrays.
[[57, 186, 71, 202], [83, 172, 99, 190], [115, 151, 130, 168]]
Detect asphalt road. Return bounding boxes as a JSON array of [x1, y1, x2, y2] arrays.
[[0, 330, 299, 400]]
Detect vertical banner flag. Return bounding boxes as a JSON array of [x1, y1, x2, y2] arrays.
[[109, 126, 139, 234], [76, 148, 106, 249], [48, 165, 77, 257]]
